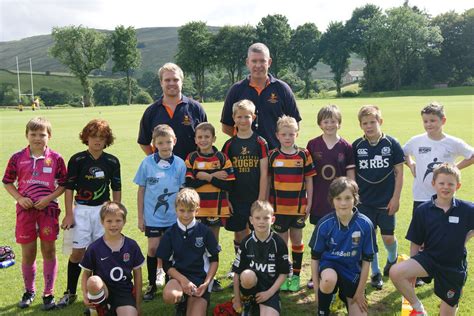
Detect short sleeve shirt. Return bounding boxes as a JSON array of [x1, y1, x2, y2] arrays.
[[221, 133, 268, 202], [232, 231, 290, 292], [352, 135, 405, 208], [3, 146, 67, 208], [134, 154, 186, 227], [65, 151, 121, 206], [403, 133, 474, 201], [311, 210, 377, 281], [220, 74, 301, 150], [137, 96, 207, 159], [406, 196, 474, 269], [80, 236, 145, 293], [306, 136, 355, 217]]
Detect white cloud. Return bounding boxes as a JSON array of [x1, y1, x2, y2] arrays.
[[1, 0, 471, 41]]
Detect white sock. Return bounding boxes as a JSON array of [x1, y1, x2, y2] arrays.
[[411, 299, 424, 312]]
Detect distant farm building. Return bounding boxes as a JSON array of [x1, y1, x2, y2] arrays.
[[343, 70, 364, 84]]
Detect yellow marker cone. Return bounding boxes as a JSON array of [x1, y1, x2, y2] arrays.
[[398, 254, 414, 316]]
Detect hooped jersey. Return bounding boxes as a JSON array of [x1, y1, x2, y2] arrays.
[[268, 147, 316, 215]]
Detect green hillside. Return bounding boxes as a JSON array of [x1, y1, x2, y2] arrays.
[[0, 27, 364, 79]]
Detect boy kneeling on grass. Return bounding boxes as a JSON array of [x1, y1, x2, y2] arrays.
[[390, 163, 474, 316]]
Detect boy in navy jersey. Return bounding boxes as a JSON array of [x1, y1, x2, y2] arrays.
[[222, 99, 269, 270], [157, 188, 219, 316], [390, 163, 474, 316], [58, 119, 121, 308], [81, 202, 144, 316], [232, 200, 290, 316], [311, 177, 376, 316], [352, 105, 404, 290]]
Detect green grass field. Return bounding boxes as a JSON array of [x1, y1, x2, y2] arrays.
[[0, 91, 473, 315]]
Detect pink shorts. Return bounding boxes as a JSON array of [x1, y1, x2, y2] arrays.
[[16, 204, 61, 244]]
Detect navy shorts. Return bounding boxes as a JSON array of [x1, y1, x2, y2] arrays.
[[412, 252, 467, 307], [107, 286, 136, 313], [239, 287, 281, 314], [358, 204, 395, 235], [225, 201, 252, 232], [319, 262, 360, 300], [273, 215, 305, 233], [196, 216, 222, 227], [145, 226, 169, 238]]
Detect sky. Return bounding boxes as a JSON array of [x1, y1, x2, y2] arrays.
[[0, 0, 471, 42]]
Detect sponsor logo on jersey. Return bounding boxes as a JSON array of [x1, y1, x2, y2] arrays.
[[146, 177, 160, 185], [331, 250, 352, 257], [381, 146, 391, 156], [418, 147, 431, 154], [195, 237, 204, 248], [359, 158, 389, 169], [268, 253, 275, 261], [267, 93, 278, 104], [357, 148, 368, 157], [249, 260, 276, 273]]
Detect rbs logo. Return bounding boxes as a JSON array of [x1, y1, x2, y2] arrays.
[[359, 158, 389, 169]]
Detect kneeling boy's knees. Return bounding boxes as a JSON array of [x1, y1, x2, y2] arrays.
[[87, 275, 105, 293], [388, 263, 402, 280], [240, 269, 257, 289], [162, 289, 180, 304]]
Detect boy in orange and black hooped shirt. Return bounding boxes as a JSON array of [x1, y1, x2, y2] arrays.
[[268, 115, 316, 292], [185, 122, 235, 292]]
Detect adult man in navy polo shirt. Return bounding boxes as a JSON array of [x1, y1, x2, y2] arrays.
[[220, 43, 301, 149], [138, 63, 207, 160]]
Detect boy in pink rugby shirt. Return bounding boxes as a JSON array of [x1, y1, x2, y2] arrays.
[[3, 117, 67, 310]]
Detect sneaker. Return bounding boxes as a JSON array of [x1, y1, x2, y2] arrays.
[[307, 280, 314, 289], [409, 309, 427, 316], [57, 291, 77, 308], [288, 275, 301, 292], [143, 285, 157, 301], [226, 269, 235, 279], [383, 258, 397, 277], [415, 278, 425, 287], [18, 291, 35, 308], [156, 268, 165, 287], [212, 279, 223, 292], [42, 294, 56, 311], [370, 272, 383, 290], [280, 278, 290, 291], [175, 295, 187, 316]]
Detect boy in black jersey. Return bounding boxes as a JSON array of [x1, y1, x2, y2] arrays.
[[232, 200, 290, 316], [58, 119, 121, 308]]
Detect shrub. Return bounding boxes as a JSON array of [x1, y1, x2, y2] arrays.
[[134, 90, 153, 104], [340, 90, 359, 98]]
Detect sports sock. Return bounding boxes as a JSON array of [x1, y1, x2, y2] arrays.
[[66, 260, 82, 294], [233, 240, 240, 255], [384, 239, 398, 263], [43, 257, 58, 296], [291, 244, 304, 276], [371, 252, 381, 275], [22, 261, 37, 293], [147, 256, 157, 285], [317, 289, 333, 315], [411, 299, 424, 312]]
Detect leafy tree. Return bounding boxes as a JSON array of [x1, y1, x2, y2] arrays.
[[134, 90, 153, 104], [138, 71, 162, 100], [256, 14, 292, 77], [176, 21, 214, 101], [36, 87, 73, 106], [93, 78, 139, 105], [346, 4, 383, 91], [111, 25, 141, 105], [290, 23, 321, 98], [320, 22, 351, 97], [50, 26, 109, 106], [459, 9, 474, 82], [213, 25, 256, 82]]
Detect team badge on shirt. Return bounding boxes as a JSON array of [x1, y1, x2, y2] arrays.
[[44, 158, 52, 166], [351, 231, 361, 246], [381, 147, 391, 156], [267, 93, 278, 104], [182, 115, 192, 126], [195, 237, 204, 248], [123, 253, 130, 262], [240, 146, 250, 155]]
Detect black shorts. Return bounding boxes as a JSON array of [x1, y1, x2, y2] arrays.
[[412, 252, 467, 307], [239, 288, 281, 314], [145, 226, 169, 238], [107, 286, 136, 313], [310, 214, 323, 226], [273, 215, 305, 233], [196, 216, 222, 227], [358, 204, 395, 235], [225, 201, 252, 232], [319, 263, 360, 300]]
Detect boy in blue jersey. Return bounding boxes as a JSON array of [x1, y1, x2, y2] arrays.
[[390, 163, 474, 316], [232, 200, 290, 316], [157, 188, 219, 316], [352, 105, 404, 290], [134, 124, 186, 300], [80, 202, 145, 316], [311, 177, 376, 316]]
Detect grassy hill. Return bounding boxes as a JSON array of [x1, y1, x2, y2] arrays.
[[0, 27, 364, 79]]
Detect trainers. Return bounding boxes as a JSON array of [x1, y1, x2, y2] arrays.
[[42, 294, 56, 311], [226, 269, 235, 279], [409, 309, 427, 316], [288, 275, 301, 292], [156, 268, 165, 287], [143, 285, 157, 301], [370, 272, 383, 290], [280, 278, 290, 291], [18, 291, 36, 308], [57, 291, 77, 308], [175, 295, 187, 316], [307, 280, 314, 289], [383, 258, 397, 277], [212, 279, 223, 292], [415, 278, 425, 287]]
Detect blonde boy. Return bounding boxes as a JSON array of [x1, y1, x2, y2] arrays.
[[268, 115, 316, 291], [352, 105, 404, 290]]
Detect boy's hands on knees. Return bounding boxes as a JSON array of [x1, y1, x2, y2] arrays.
[[83, 296, 93, 307], [17, 196, 34, 209], [180, 279, 197, 296], [351, 291, 368, 313], [255, 289, 272, 304], [194, 282, 208, 297], [61, 213, 74, 229]]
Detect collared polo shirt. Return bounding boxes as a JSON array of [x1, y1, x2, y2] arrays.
[[138, 96, 207, 159]]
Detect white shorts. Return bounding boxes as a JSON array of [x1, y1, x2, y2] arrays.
[[73, 204, 104, 249]]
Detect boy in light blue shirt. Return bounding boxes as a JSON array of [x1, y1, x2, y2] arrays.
[[134, 124, 186, 301]]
